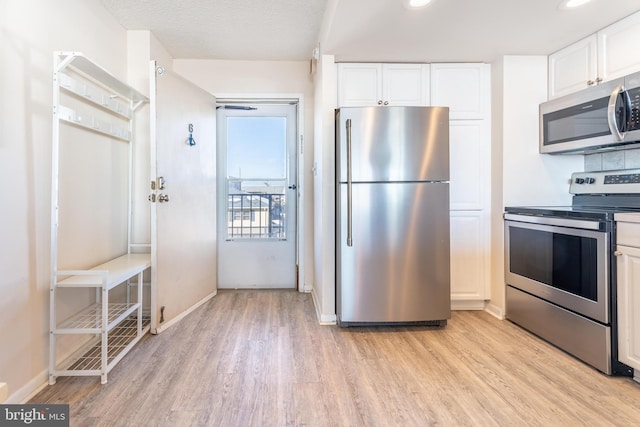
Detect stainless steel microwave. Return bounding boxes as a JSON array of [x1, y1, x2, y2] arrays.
[[540, 71, 640, 154]]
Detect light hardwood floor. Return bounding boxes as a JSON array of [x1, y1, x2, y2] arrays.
[[33, 290, 640, 426]]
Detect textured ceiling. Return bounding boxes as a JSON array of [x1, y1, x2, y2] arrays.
[[100, 0, 640, 62], [100, 0, 328, 60]]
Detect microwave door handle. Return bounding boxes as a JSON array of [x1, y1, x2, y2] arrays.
[[608, 84, 625, 141]]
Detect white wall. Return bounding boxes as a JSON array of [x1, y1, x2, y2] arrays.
[[172, 59, 316, 291], [502, 57, 583, 207], [489, 57, 505, 316], [0, 0, 131, 403], [490, 55, 583, 315], [312, 54, 337, 323]]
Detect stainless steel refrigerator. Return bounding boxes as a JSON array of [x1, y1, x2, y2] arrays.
[[336, 106, 451, 326]]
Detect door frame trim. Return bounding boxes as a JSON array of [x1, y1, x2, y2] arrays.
[[216, 93, 307, 293]]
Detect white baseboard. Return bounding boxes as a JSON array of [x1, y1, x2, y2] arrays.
[[0, 382, 8, 403], [484, 302, 505, 320], [451, 299, 487, 311], [311, 288, 336, 325], [154, 290, 217, 334], [4, 369, 48, 404]]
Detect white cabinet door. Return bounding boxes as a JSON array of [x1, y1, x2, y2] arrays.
[[598, 11, 640, 82], [337, 63, 382, 107], [337, 63, 428, 107], [430, 63, 488, 119], [616, 243, 640, 379], [382, 63, 429, 106], [548, 12, 640, 100], [548, 35, 598, 99], [449, 121, 486, 210], [450, 211, 488, 306]]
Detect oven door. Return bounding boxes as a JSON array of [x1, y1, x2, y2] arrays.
[[505, 215, 609, 324]]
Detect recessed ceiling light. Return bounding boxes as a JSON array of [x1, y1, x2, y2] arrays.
[[404, 0, 434, 9], [559, 0, 592, 10]]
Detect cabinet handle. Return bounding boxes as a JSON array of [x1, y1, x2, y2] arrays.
[[383, 101, 389, 105], [596, 77, 603, 84], [587, 80, 595, 86], [377, 100, 383, 105], [614, 250, 623, 256]]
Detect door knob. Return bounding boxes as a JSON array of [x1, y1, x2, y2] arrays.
[[288, 184, 297, 190], [158, 194, 170, 203]]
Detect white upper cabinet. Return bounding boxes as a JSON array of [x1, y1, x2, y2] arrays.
[[598, 12, 640, 82], [337, 63, 382, 107], [337, 63, 429, 107], [382, 64, 430, 106], [549, 35, 598, 99], [548, 11, 640, 99], [430, 63, 489, 119]]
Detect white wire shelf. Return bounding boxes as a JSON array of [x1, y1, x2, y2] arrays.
[[57, 317, 150, 373], [55, 303, 140, 333]]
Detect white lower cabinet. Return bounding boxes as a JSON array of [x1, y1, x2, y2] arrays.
[[615, 216, 640, 382], [450, 211, 488, 309]]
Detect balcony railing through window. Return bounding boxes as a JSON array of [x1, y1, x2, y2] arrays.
[[227, 178, 287, 240]]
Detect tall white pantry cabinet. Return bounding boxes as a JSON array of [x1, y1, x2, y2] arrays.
[[336, 62, 491, 309]]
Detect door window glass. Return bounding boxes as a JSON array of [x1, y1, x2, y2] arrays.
[[226, 117, 287, 240]]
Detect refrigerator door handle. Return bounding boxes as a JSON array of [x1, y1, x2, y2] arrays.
[[346, 118, 353, 247]]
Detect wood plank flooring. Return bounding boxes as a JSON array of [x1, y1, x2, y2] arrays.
[[32, 290, 640, 426]]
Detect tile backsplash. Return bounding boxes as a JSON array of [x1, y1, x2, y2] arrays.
[[585, 147, 640, 171]]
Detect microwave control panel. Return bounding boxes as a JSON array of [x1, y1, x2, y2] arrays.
[[570, 169, 640, 194], [626, 87, 640, 131]]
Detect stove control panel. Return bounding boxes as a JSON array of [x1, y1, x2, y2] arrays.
[[570, 169, 640, 194]]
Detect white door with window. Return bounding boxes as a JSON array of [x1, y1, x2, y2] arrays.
[[217, 103, 298, 289]]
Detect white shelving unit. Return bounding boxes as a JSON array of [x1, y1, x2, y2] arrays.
[[49, 52, 149, 385]]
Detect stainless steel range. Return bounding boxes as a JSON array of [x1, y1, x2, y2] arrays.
[[504, 169, 640, 376]]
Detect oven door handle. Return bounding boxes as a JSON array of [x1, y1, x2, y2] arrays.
[[504, 213, 603, 230]]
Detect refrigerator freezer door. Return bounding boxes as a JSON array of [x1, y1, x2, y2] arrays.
[[337, 106, 449, 183], [336, 182, 451, 324]]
